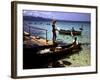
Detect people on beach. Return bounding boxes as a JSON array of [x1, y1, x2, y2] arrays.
[[52, 19, 57, 44]]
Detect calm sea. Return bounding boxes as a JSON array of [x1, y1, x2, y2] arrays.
[[24, 21, 90, 44]]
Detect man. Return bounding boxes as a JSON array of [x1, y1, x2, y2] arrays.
[[52, 20, 57, 45], [71, 37, 79, 48]]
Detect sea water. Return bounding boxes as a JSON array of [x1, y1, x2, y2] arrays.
[[24, 20, 91, 67]]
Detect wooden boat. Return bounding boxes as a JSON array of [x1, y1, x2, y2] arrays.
[[23, 43, 82, 69], [59, 29, 81, 35], [38, 43, 82, 57]]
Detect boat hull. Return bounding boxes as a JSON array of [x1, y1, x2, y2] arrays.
[[59, 29, 81, 35], [23, 44, 82, 69]]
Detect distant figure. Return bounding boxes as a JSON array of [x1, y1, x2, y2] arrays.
[[79, 25, 83, 30], [71, 27, 75, 31], [52, 20, 57, 44]]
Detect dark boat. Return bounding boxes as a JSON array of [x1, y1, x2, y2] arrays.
[[59, 29, 81, 35], [23, 43, 82, 69]]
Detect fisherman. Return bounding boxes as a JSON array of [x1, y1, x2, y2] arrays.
[[72, 37, 78, 46], [52, 19, 57, 45]]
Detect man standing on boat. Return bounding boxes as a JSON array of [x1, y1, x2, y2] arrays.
[[52, 19, 57, 45]]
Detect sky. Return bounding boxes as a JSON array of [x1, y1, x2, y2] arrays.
[[23, 10, 91, 22]]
